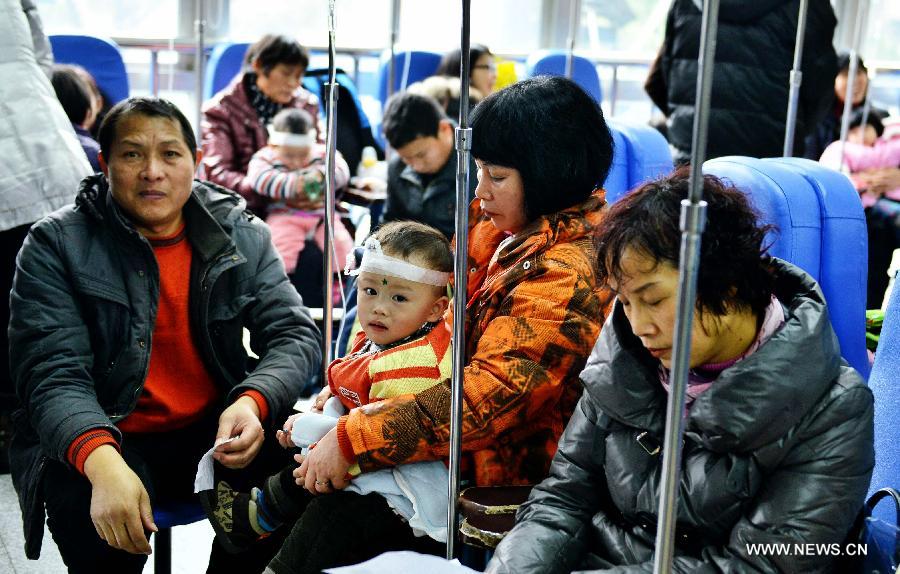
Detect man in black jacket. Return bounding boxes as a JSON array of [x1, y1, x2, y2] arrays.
[[8, 97, 321, 573], [380, 91, 477, 240], [645, 0, 838, 163]]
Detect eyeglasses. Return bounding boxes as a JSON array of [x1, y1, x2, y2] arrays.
[[472, 64, 497, 72]]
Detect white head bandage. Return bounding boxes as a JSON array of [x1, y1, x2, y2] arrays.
[[267, 125, 315, 148], [346, 237, 450, 287]]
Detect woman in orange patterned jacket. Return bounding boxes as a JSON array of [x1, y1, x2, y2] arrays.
[[267, 76, 616, 573]]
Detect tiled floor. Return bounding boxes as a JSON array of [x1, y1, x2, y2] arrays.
[[0, 473, 215, 573]]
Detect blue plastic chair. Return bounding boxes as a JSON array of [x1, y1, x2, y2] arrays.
[[704, 156, 870, 379], [767, 157, 870, 379], [525, 50, 602, 104], [705, 157, 823, 279], [604, 120, 674, 204], [377, 50, 442, 108], [602, 126, 630, 203], [152, 500, 206, 574], [203, 42, 251, 101], [868, 275, 900, 522], [48, 35, 129, 104], [303, 68, 374, 135]]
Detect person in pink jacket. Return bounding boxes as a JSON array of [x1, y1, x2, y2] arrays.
[[820, 110, 900, 307], [201, 34, 319, 217]]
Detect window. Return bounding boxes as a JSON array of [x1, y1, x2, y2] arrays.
[[228, 0, 391, 49], [35, 0, 180, 38]]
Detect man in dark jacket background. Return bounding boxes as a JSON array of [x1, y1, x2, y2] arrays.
[[380, 91, 477, 240], [645, 0, 838, 162], [7, 97, 321, 573]]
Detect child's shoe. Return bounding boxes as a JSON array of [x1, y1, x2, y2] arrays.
[[200, 480, 270, 554]]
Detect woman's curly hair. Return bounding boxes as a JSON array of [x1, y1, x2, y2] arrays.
[[595, 167, 776, 318]]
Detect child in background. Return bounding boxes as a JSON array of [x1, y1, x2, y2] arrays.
[[202, 221, 453, 554], [247, 108, 354, 305], [820, 110, 900, 307], [50, 64, 101, 171], [819, 109, 900, 208]]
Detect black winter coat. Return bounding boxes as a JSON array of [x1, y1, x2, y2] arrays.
[[488, 260, 874, 573], [658, 0, 837, 162], [8, 175, 321, 558]]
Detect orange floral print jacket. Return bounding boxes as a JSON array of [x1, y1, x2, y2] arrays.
[[337, 189, 614, 486]]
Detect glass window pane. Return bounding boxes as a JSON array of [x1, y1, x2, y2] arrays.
[[580, 0, 668, 57], [34, 0, 179, 38], [227, 0, 391, 49]]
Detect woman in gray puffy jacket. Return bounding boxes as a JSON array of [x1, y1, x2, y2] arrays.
[[487, 169, 874, 573]]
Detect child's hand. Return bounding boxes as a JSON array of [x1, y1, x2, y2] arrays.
[[275, 412, 304, 449], [312, 387, 333, 413]]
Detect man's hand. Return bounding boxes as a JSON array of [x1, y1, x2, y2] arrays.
[[84, 445, 156, 555], [214, 395, 264, 468], [295, 427, 352, 495]]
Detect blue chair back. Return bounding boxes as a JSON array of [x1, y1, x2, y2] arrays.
[[605, 120, 673, 204], [704, 157, 823, 278], [705, 156, 870, 379], [204, 42, 251, 101], [868, 275, 900, 522], [767, 157, 870, 379], [525, 50, 602, 103], [603, 126, 630, 203], [303, 69, 371, 130], [49, 35, 129, 104], [377, 50, 442, 107]]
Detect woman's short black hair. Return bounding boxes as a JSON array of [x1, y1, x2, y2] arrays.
[[471, 76, 614, 221], [596, 167, 775, 318], [51, 64, 92, 125], [382, 92, 447, 149], [245, 34, 309, 75], [98, 97, 197, 162], [435, 44, 492, 80]]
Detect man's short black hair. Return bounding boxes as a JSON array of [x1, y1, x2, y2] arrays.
[[382, 92, 447, 149], [98, 97, 198, 162], [51, 64, 92, 126], [471, 76, 614, 221], [596, 167, 775, 319], [246, 34, 309, 75]]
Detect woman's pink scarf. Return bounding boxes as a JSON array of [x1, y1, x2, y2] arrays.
[[658, 296, 786, 415]]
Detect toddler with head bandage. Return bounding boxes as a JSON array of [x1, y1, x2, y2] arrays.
[[202, 221, 455, 552]]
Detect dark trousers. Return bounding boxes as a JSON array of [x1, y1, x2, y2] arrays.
[[42, 413, 290, 574], [866, 200, 900, 308], [0, 224, 31, 474], [266, 490, 443, 574]]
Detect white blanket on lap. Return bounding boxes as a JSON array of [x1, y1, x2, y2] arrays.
[[292, 398, 449, 542]]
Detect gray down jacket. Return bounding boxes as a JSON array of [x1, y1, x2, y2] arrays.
[[8, 175, 321, 558], [488, 259, 874, 573]]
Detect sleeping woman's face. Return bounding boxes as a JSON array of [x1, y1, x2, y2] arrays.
[[609, 248, 756, 369]]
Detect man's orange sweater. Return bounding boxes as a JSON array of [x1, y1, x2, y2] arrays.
[[67, 227, 267, 474]]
